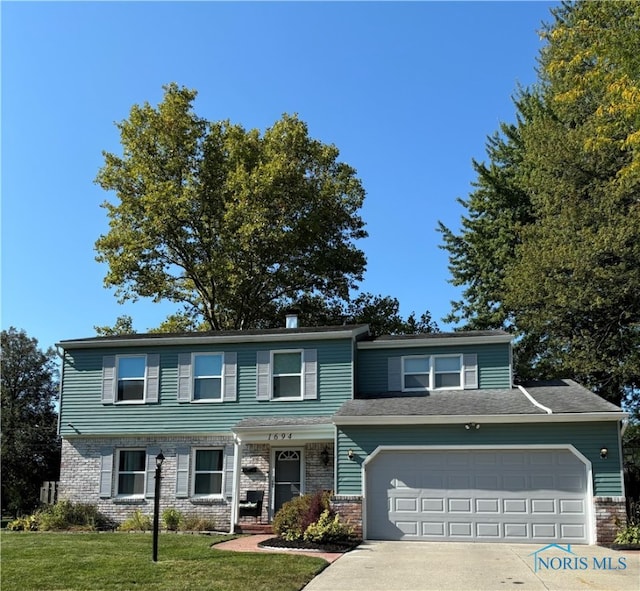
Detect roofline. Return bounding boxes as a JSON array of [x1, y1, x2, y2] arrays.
[[57, 325, 370, 349], [357, 333, 513, 349], [332, 412, 627, 426]]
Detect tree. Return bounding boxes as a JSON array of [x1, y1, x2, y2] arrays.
[[95, 84, 367, 331], [440, 1, 640, 410], [1, 328, 60, 515], [96, 292, 439, 337]]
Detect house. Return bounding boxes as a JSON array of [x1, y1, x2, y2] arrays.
[[57, 322, 627, 544]]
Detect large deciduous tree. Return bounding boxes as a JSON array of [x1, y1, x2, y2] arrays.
[[1, 328, 60, 515], [440, 1, 640, 410], [95, 84, 367, 331]]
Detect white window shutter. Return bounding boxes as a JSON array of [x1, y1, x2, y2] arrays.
[[303, 349, 318, 400], [175, 448, 190, 498], [224, 445, 234, 499], [146, 354, 160, 403], [463, 354, 478, 389], [388, 357, 402, 391], [99, 449, 113, 498], [223, 352, 237, 402], [145, 447, 161, 498], [102, 356, 116, 404], [177, 353, 192, 402], [256, 351, 270, 400]]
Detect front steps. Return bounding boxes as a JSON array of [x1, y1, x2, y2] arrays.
[[235, 521, 273, 535]]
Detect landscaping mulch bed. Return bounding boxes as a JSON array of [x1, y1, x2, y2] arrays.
[[258, 537, 360, 553]]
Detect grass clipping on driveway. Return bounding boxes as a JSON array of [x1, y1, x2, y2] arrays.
[[1, 532, 328, 591]]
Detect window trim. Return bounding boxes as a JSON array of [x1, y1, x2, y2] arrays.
[[115, 448, 146, 498], [191, 352, 224, 403], [433, 354, 463, 390], [115, 354, 147, 404], [402, 355, 431, 392], [270, 349, 304, 401], [191, 447, 224, 499], [401, 354, 464, 392]]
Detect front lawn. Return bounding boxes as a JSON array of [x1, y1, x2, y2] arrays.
[[0, 532, 327, 591]]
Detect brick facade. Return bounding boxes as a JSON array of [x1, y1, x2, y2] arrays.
[[331, 495, 363, 538], [59, 436, 234, 530], [60, 437, 336, 529], [594, 496, 627, 544]]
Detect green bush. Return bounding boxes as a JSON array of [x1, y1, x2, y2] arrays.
[[6, 502, 114, 532], [38, 500, 113, 531], [273, 495, 313, 541], [118, 509, 152, 532], [614, 524, 640, 544], [273, 491, 331, 542], [303, 509, 354, 544], [162, 508, 182, 531], [7, 514, 39, 531], [180, 514, 216, 532]]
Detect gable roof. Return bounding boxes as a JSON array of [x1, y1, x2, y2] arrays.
[[358, 329, 512, 349]]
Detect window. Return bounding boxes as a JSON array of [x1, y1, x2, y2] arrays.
[[193, 354, 223, 401], [403, 356, 430, 390], [117, 356, 146, 402], [434, 356, 462, 388], [117, 449, 146, 496], [401, 354, 463, 391], [193, 449, 223, 496], [272, 351, 302, 399]]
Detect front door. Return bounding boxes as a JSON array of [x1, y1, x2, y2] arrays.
[[273, 449, 302, 515]]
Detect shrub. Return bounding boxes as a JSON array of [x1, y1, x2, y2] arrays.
[[614, 524, 640, 544], [273, 491, 331, 542], [118, 509, 152, 532], [7, 514, 39, 531], [303, 509, 354, 544], [38, 500, 114, 531], [273, 495, 312, 541], [180, 514, 216, 532], [6, 501, 115, 532], [162, 508, 183, 531]]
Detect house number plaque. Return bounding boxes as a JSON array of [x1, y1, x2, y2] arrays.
[[267, 433, 293, 440]]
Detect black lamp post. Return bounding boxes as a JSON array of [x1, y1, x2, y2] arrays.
[[152, 451, 165, 563]]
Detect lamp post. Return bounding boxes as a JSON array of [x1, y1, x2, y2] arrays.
[[152, 451, 165, 563]]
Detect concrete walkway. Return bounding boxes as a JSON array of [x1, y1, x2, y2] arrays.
[[212, 533, 344, 563], [301, 541, 640, 591]]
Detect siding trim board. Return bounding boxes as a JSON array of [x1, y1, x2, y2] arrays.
[[361, 445, 595, 544]]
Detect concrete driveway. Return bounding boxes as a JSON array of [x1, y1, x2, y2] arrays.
[[303, 542, 639, 591]]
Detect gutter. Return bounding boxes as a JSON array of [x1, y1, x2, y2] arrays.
[[332, 412, 628, 426]]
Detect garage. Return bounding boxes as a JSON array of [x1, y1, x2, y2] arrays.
[[365, 448, 590, 543]]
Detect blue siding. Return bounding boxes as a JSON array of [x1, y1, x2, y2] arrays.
[[60, 338, 354, 435], [356, 342, 511, 394], [336, 422, 623, 497]]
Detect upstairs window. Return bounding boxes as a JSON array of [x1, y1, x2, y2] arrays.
[[193, 449, 224, 497], [400, 354, 463, 391], [117, 356, 146, 402], [116, 449, 146, 496], [193, 354, 223, 401], [403, 356, 430, 391], [272, 351, 303, 399], [434, 356, 462, 388]]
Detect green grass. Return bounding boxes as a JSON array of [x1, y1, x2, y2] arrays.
[[0, 532, 328, 591]]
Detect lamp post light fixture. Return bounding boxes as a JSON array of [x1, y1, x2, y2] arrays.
[[152, 451, 165, 563]]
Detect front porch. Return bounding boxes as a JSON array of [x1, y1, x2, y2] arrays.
[[231, 417, 335, 530]]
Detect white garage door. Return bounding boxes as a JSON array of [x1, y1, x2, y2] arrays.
[[366, 449, 589, 543]]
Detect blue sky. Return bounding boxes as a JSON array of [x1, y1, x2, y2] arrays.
[[2, 1, 557, 350]]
